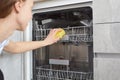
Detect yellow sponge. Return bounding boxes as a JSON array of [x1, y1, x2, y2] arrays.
[[55, 28, 65, 38]]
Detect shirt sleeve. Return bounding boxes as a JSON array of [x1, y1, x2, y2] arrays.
[[0, 40, 9, 54]]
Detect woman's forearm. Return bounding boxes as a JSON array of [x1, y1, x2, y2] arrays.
[[4, 41, 49, 54]]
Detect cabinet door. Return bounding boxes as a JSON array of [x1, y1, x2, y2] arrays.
[[93, 0, 120, 23], [94, 57, 120, 80], [93, 23, 120, 53]]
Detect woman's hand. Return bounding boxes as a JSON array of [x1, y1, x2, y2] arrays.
[[43, 29, 61, 46]]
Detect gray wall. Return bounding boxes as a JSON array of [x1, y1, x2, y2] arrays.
[[0, 31, 24, 80], [93, 0, 120, 80]]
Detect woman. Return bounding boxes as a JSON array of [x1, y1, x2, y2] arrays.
[[0, 0, 61, 80]]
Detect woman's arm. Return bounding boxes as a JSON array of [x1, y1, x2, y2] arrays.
[[4, 41, 49, 53], [3, 29, 60, 54]]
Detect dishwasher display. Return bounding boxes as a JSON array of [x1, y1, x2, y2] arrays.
[[32, 7, 93, 80]]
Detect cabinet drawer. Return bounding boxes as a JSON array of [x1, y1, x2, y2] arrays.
[[94, 23, 120, 53], [93, 0, 120, 23]]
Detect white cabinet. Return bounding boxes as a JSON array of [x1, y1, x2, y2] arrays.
[[94, 57, 120, 80], [93, 23, 120, 53], [93, 0, 120, 23]]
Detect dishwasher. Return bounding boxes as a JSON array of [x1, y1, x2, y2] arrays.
[[32, 6, 93, 80]]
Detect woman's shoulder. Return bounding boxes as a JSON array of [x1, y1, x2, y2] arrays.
[[0, 40, 9, 54]]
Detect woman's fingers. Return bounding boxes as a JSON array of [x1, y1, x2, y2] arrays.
[[44, 28, 65, 45]]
